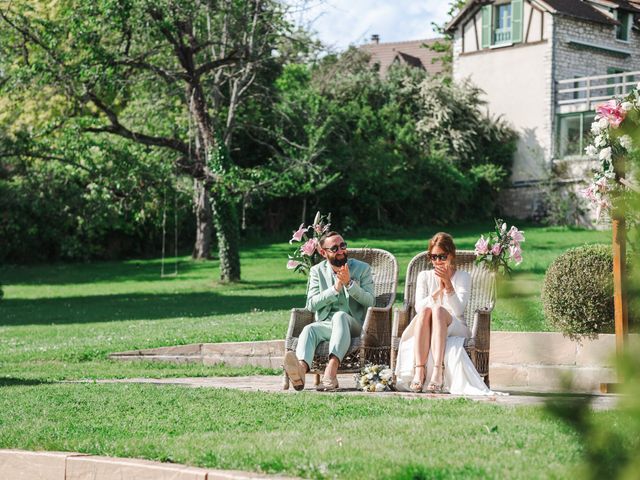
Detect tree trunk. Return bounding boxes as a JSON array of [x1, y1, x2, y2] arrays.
[[192, 178, 213, 259], [301, 197, 307, 225], [212, 196, 240, 282]]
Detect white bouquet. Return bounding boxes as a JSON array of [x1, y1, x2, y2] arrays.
[[355, 364, 393, 392]]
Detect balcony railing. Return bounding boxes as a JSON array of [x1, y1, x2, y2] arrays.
[[493, 28, 512, 44], [556, 70, 640, 113]]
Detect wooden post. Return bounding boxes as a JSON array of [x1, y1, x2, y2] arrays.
[[601, 157, 629, 393], [613, 155, 629, 355], [612, 216, 629, 355]]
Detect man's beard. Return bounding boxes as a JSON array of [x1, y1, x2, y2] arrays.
[[329, 254, 348, 267]]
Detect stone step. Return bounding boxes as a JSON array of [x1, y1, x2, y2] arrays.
[[109, 333, 639, 393]]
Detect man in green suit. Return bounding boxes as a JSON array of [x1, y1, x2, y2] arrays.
[[284, 231, 375, 391]]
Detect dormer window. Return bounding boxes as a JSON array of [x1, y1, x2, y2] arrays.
[[616, 10, 632, 41], [494, 4, 512, 44], [481, 0, 523, 48]]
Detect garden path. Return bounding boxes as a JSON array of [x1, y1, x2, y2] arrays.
[[76, 375, 620, 410]]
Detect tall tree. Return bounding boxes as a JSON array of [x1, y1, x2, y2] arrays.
[[0, 0, 296, 281]]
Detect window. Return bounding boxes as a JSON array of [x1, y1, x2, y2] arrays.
[[481, 0, 523, 48], [494, 4, 512, 44], [557, 112, 596, 158], [616, 11, 632, 41]]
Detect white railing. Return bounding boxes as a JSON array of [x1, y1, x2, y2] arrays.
[[556, 70, 640, 113]]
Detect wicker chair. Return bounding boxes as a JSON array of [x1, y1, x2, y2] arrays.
[[283, 248, 398, 389], [391, 250, 496, 387]]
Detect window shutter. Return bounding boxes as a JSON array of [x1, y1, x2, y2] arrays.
[[511, 0, 524, 43], [481, 5, 492, 48]]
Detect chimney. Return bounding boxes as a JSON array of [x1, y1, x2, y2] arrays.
[[371, 34, 380, 44]]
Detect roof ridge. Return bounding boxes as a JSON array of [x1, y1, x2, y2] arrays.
[[362, 37, 443, 47]]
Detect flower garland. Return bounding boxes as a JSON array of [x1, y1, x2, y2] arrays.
[[581, 85, 640, 219]]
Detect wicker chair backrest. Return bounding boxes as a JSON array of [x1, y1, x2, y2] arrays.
[[347, 248, 398, 309], [403, 250, 495, 329]]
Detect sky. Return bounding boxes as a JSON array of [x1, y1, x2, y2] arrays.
[[287, 1, 452, 51]]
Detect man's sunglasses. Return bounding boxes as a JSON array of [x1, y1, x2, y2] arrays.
[[326, 242, 348, 253], [429, 253, 448, 261]]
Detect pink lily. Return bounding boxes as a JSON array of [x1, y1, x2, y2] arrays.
[[286, 260, 301, 269], [508, 226, 525, 245], [474, 235, 490, 255], [509, 245, 523, 265], [300, 238, 318, 256], [289, 224, 308, 244]]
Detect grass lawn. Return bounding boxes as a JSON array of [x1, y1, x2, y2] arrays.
[[0, 223, 631, 478], [0, 383, 634, 479], [0, 223, 611, 381]]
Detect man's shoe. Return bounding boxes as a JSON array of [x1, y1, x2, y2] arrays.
[[284, 351, 305, 391], [316, 376, 339, 392]]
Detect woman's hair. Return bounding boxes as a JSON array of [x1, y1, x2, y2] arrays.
[[428, 232, 456, 258]]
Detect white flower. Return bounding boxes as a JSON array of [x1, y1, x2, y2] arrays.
[[622, 101, 634, 112], [619, 134, 633, 150], [374, 383, 386, 392], [594, 135, 607, 147], [590, 121, 602, 135], [585, 144, 598, 156], [599, 147, 612, 161], [598, 117, 609, 130]]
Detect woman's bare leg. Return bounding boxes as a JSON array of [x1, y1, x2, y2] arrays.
[[411, 308, 432, 387], [429, 306, 452, 386]]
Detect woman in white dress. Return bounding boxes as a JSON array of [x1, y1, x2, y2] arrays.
[[394, 232, 495, 395]]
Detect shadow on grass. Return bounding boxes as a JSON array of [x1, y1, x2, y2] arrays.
[[0, 291, 304, 326], [0, 377, 53, 387], [0, 259, 211, 287]]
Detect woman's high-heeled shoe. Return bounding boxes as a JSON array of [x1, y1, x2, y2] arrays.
[[410, 365, 426, 393], [426, 363, 447, 394]]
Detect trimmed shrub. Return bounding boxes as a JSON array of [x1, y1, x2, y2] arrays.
[[541, 244, 614, 340]]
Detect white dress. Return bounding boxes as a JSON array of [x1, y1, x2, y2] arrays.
[[394, 269, 499, 395]]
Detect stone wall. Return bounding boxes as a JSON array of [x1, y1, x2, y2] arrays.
[[553, 15, 640, 83]]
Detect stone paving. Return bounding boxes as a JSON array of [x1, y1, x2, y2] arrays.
[[85, 374, 620, 410]]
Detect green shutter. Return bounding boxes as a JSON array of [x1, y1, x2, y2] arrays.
[[511, 0, 523, 43], [481, 5, 492, 48]]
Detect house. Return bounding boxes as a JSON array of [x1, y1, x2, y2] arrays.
[[359, 35, 445, 77], [445, 0, 640, 220]]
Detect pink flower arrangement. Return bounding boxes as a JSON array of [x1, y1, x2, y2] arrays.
[[286, 211, 331, 275], [595, 100, 626, 129], [474, 219, 525, 275]]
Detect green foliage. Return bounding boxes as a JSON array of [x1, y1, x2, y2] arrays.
[[547, 346, 640, 479], [541, 244, 614, 340], [269, 54, 516, 231]]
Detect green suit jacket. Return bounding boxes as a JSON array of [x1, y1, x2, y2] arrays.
[[305, 258, 375, 323]]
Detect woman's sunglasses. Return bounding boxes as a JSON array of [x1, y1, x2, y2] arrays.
[[326, 242, 347, 253], [429, 253, 448, 261]]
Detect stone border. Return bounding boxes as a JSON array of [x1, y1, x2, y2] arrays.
[[109, 333, 640, 393], [0, 449, 295, 480]]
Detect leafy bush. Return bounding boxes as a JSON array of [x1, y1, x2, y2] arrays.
[[541, 244, 614, 340]]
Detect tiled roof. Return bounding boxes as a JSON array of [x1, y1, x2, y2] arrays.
[[542, 0, 618, 25], [359, 38, 445, 77]]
